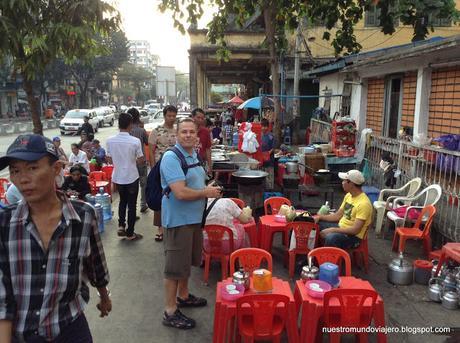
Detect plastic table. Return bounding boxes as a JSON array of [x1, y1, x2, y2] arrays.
[[258, 215, 289, 253], [293, 276, 387, 343], [434, 243, 460, 276], [213, 277, 299, 343]]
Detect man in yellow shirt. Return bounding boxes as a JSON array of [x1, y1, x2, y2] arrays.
[[313, 170, 372, 249]]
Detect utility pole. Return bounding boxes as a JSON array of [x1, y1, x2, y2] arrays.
[[292, 20, 303, 145]]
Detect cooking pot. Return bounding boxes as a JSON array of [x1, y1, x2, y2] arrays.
[[232, 170, 268, 186], [388, 252, 413, 285], [285, 161, 298, 174], [428, 278, 443, 302]]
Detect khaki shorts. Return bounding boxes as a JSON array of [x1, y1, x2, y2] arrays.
[[163, 224, 203, 280]]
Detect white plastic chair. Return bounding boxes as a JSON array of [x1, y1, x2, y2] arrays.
[[373, 177, 422, 235], [386, 184, 442, 229]]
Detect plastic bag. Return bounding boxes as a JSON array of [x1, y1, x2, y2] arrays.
[[393, 205, 421, 221]]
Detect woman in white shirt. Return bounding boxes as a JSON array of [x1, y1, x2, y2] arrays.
[[204, 198, 253, 253]]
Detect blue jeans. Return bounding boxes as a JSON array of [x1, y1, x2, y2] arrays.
[[318, 221, 361, 249]]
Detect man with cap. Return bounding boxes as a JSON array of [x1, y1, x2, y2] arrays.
[[0, 134, 111, 341], [313, 169, 372, 249]]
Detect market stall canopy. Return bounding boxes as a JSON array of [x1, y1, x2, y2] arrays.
[[237, 96, 275, 110], [227, 95, 244, 105]]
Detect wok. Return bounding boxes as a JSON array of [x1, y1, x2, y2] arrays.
[[232, 170, 268, 186]]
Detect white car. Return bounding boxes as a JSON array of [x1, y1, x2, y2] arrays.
[[94, 106, 115, 127], [59, 109, 99, 135], [144, 110, 190, 131]]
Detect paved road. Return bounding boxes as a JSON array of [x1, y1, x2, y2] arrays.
[[0, 124, 119, 178]]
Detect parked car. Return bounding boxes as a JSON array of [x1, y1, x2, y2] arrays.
[[94, 106, 115, 127], [59, 109, 99, 135], [139, 109, 150, 124], [144, 110, 190, 131]]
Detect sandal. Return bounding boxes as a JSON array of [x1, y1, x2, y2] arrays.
[[177, 293, 207, 308], [125, 233, 143, 241], [162, 309, 195, 330], [155, 233, 163, 242]]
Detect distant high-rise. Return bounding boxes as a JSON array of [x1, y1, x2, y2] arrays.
[[128, 40, 159, 73]]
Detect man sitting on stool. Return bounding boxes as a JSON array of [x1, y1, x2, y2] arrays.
[[313, 169, 372, 249]]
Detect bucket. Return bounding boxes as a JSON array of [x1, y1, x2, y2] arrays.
[[414, 260, 433, 285], [362, 186, 380, 204]]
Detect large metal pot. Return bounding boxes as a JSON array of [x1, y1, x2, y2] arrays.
[[428, 278, 443, 302], [285, 161, 298, 174], [388, 252, 413, 285], [232, 170, 268, 186]]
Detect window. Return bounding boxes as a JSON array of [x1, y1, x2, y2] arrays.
[[365, 5, 380, 27]]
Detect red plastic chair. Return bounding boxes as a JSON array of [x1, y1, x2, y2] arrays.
[[286, 221, 319, 278], [89, 171, 109, 195], [202, 225, 234, 284], [230, 198, 245, 209], [392, 205, 436, 257], [0, 178, 9, 203], [264, 197, 291, 215], [308, 247, 352, 276], [347, 229, 370, 273], [236, 294, 289, 343], [101, 165, 114, 181], [229, 248, 272, 275], [323, 289, 378, 343]]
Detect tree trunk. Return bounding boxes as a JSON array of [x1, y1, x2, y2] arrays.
[[263, 6, 282, 146], [22, 76, 43, 135], [78, 81, 89, 108]]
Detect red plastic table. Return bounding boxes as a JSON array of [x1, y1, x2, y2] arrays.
[[213, 277, 299, 343], [293, 276, 387, 343], [434, 243, 460, 276], [234, 218, 258, 248], [259, 215, 289, 253]]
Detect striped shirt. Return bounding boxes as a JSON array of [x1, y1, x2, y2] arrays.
[[0, 192, 109, 341]]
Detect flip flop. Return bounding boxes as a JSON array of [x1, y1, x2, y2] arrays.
[[155, 233, 163, 242], [125, 233, 143, 241]]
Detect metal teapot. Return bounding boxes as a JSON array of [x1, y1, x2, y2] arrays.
[[442, 273, 458, 293], [301, 256, 319, 282], [441, 291, 459, 310], [232, 268, 250, 290], [428, 278, 443, 302], [387, 252, 413, 285]]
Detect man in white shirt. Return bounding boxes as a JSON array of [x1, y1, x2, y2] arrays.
[[106, 112, 145, 241], [68, 143, 90, 174]]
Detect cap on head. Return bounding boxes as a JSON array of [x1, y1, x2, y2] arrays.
[[52, 136, 61, 142], [338, 169, 365, 185], [0, 134, 59, 170]]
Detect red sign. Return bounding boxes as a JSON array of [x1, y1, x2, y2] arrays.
[[67, 91, 76, 96]]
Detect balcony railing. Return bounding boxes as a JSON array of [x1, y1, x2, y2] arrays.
[[364, 134, 460, 242]]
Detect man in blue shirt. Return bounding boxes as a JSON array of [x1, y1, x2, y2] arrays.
[[160, 117, 222, 330], [261, 118, 275, 188]]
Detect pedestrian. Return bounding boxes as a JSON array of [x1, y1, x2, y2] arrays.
[[148, 105, 178, 242], [106, 112, 145, 241], [261, 118, 275, 189], [0, 134, 111, 341], [211, 120, 222, 144], [313, 170, 372, 249], [160, 117, 222, 329], [128, 107, 149, 213], [191, 108, 212, 173], [223, 119, 234, 146], [69, 142, 90, 174], [77, 116, 94, 136], [62, 165, 92, 199], [52, 136, 68, 163], [79, 132, 94, 160]]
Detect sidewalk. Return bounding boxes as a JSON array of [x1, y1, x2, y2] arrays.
[[83, 190, 460, 343], [0, 117, 60, 136]]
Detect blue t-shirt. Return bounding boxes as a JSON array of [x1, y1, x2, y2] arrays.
[[160, 144, 206, 228]]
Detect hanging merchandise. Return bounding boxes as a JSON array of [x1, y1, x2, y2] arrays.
[[241, 122, 259, 154]]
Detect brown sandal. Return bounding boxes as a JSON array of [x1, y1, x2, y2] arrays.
[[125, 233, 143, 241]]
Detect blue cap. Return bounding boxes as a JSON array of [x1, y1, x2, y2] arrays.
[[0, 134, 58, 170], [52, 136, 61, 142]]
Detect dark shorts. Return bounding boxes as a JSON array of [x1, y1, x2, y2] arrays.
[[163, 224, 203, 280]]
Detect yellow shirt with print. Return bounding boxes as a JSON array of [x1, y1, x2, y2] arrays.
[[338, 192, 372, 239]]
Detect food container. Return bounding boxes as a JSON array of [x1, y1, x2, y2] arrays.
[[387, 252, 413, 285], [232, 268, 250, 291], [305, 280, 332, 299], [318, 263, 340, 288], [414, 260, 433, 285], [253, 269, 273, 292], [221, 283, 245, 301]]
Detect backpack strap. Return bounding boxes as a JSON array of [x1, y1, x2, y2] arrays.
[[201, 198, 219, 228]]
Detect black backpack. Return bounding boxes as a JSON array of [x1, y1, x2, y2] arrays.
[[146, 146, 203, 211]]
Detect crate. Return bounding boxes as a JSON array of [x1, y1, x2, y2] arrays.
[[304, 153, 325, 173]]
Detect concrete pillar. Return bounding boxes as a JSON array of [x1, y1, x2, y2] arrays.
[[413, 66, 431, 138], [189, 56, 198, 108]]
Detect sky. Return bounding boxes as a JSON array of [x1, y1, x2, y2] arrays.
[[114, 0, 215, 73]]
